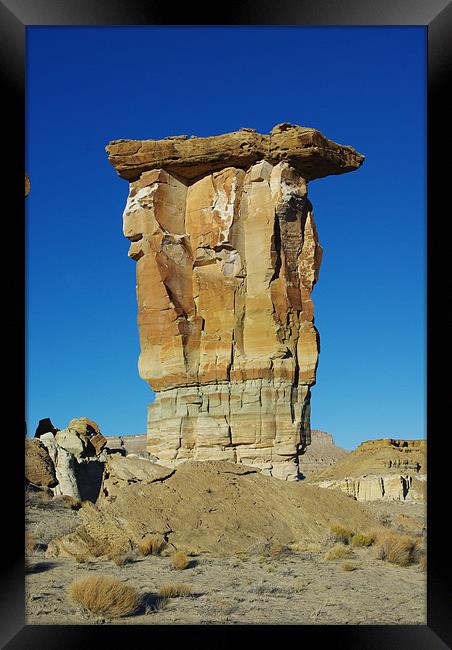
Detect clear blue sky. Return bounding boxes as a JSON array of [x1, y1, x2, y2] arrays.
[[26, 26, 426, 450]]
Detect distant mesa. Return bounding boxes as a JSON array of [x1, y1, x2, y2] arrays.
[[298, 429, 348, 478]]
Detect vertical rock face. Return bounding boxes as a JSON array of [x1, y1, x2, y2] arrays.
[[106, 124, 364, 480]]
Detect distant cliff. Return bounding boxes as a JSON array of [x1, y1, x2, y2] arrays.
[[307, 438, 426, 502], [298, 430, 348, 477]]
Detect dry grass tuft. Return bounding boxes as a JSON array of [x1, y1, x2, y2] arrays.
[[375, 532, 418, 567], [394, 513, 423, 537], [324, 544, 354, 561], [341, 561, 358, 572], [67, 575, 140, 619], [110, 551, 137, 567], [419, 553, 427, 571], [351, 532, 374, 547], [25, 532, 38, 555], [138, 534, 166, 557], [145, 596, 168, 613], [171, 551, 189, 570], [159, 583, 192, 598], [329, 523, 354, 545], [367, 527, 389, 544]]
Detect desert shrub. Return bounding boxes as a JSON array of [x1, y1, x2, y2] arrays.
[[341, 561, 358, 572], [67, 575, 140, 619], [138, 534, 165, 557], [144, 595, 168, 613], [171, 551, 189, 570], [324, 544, 354, 561], [351, 532, 374, 547], [329, 524, 354, 545], [375, 532, 418, 567], [377, 513, 392, 528], [159, 583, 192, 598]]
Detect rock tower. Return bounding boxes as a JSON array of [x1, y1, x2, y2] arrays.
[[106, 124, 364, 480]]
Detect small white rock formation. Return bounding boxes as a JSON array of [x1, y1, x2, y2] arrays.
[[35, 418, 108, 501]]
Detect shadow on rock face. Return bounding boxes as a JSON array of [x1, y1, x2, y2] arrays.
[[74, 461, 104, 502]]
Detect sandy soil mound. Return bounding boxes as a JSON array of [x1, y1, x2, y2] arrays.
[[47, 460, 378, 558]]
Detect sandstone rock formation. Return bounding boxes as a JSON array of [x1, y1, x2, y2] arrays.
[[106, 124, 364, 480], [298, 429, 348, 477], [308, 438, 426, 502], [25, 438, 58, 489], [30, 417, 109, 501], [100, 454, 174, 499]]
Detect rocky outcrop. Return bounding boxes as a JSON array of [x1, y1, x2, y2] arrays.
[[106, 124, 364, 182], [298, 429, 348, 477], [308, 438, 426, 502], [25, 438, 58, 488], [34, 417, 59, 439], [100, 455, 174, 499], [35, 417, 109, 501], [315, 474, 427, 502], [106, 124, 364, 480]]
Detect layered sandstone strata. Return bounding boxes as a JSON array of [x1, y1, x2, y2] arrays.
[[308, 439, 426, 502], [106, 124, 364, 480]]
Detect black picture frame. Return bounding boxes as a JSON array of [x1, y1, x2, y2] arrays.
[[2, 0, 450, 647]]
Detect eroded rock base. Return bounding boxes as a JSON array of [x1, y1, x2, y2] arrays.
[[148, 380, 312, 480]]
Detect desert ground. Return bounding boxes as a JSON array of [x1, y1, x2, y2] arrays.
[[25, 492, 426, 626]]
